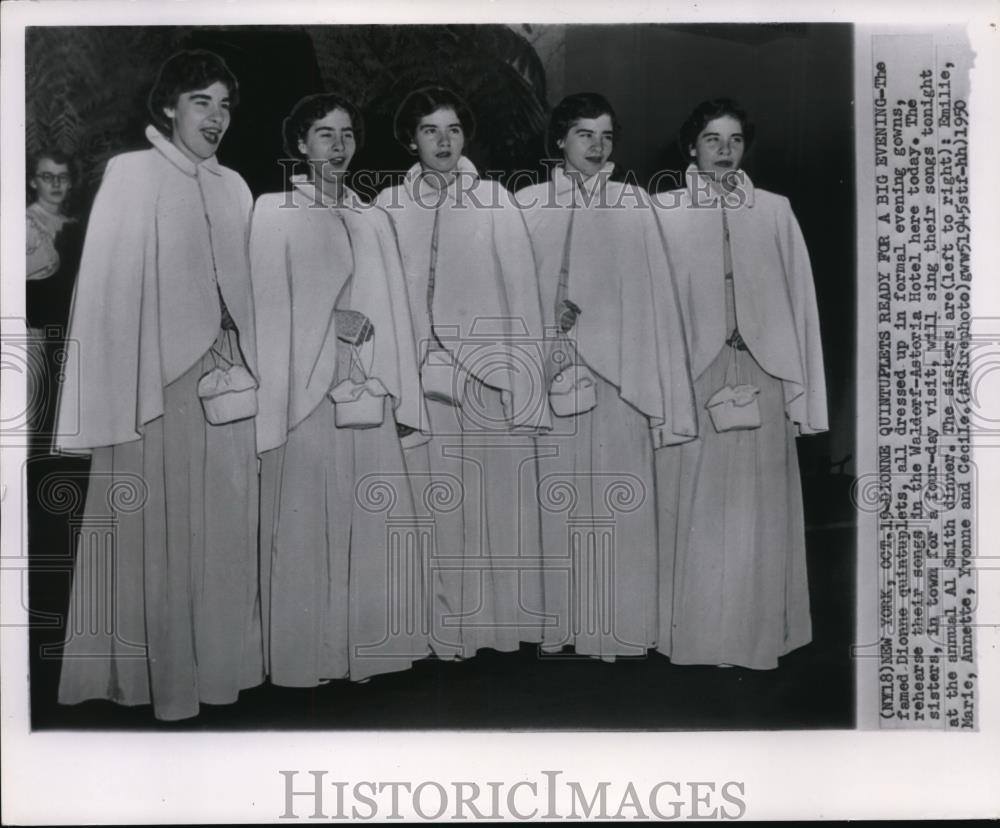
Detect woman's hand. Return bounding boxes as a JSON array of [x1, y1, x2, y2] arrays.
[[559, 299, 581, 333], [336, 309, 375, 346]]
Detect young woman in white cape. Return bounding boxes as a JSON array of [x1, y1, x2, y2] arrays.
[[653, 98, 828, 670], [517, 92, 697, 661], [375, 86, 551, 659], [54, 51, 262, 721], [250, 93, 431, 686]]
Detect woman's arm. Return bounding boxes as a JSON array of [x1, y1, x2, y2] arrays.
[[491, 185, 552, 432], [248, 196, 293, 454], [776, 198, 828, 435], [369, 208, 430, 446], [55, 154, 156, 452], [642, 199, 698, 446]]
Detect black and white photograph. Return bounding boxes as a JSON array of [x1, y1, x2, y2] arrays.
[[1, 0, 997, 822]]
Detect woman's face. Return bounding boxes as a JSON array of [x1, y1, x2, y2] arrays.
[[559, 114, 614, 178], [163, 80, 232, 163], [690, 114, 745, 177], [299, 108, 356, 183], [411, 107, 464, 175], [30, 157, 71, 212]]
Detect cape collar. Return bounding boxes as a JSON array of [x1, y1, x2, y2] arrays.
[[290, 174, 365, 211], [552, 162, 615, 199], [684, 163, 755, 208], [404, 156, 480, 205], [146, 124, 223, 177]]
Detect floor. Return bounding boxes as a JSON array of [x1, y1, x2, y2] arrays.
[[24, 451, 855, 731]]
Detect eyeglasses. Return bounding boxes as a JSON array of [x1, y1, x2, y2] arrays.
[[35, 173, 71, 186]]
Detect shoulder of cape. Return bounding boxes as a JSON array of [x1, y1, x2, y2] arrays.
[[216, 163, 252, 194], [254, 191, 293, 211], [373, 183, 408, 208], [360, 202, 396, 231], [516, 180, 548, 193], [97, 150, 164, 199], [251, 192, 297, 229], [656, 186, 690, 205], [103, 148, 159, 175], [750, 187, 789, 213], [654, 187, 698, 221], [454, 175, 508, 209], [744, 189, 794, 238], [92, 151, 164, 217], [751, 186, 780, 200], [753, 184, 779, 200], [474, 176, 505, 195], [607, 179, 650, 200], [652, 189, 699, 246], [514, 180, 550, 208], [101, 149, 248, 200]]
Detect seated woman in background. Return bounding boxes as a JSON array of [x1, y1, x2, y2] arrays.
[[517, 92, 696, 661], [55, 50, 263, 720], [376, 86, 551, 660], [250, 93, 430, 687], [25, 148, 82, 447], [653, 98, 828, 670]]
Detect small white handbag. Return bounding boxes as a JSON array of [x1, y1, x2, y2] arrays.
[[549, 362, 597, 417], [197, 329, 259, 426], [706, 383, 761, 431], [328, 338, 388, 428], [705, 333, 761, 433], [420, 345, 465, 406]]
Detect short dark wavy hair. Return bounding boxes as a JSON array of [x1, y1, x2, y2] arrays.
[[27, 148, 78, 210], [678, 98, 755, 155], [393, 86, 476, 149], [547, 92, 621, 157], [147, 50, 239, 136], [282, 93, 364, 159]]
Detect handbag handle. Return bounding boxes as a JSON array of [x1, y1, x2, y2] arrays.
[[554, 190, 578, 334], [724, 332, 742, 386], [548, 193, 581, 382], [348, 337, 375, 382], [721, 208, 744, 387], [209, 329, 238, 370]]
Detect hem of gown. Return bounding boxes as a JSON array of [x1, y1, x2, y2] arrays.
[[782, 630, 813, 657], [59, 675, 267, 721], [57, 692, 151, 709], [428, 643, 465, 661], [55, 696, 194, 722], [456, 634, 542, 659], [555, 640, 653, 660], [656, 635, 812, 671], [269, 662, 423, 688], [200, 676, 266, 706], [461, 643, 523, 658]]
